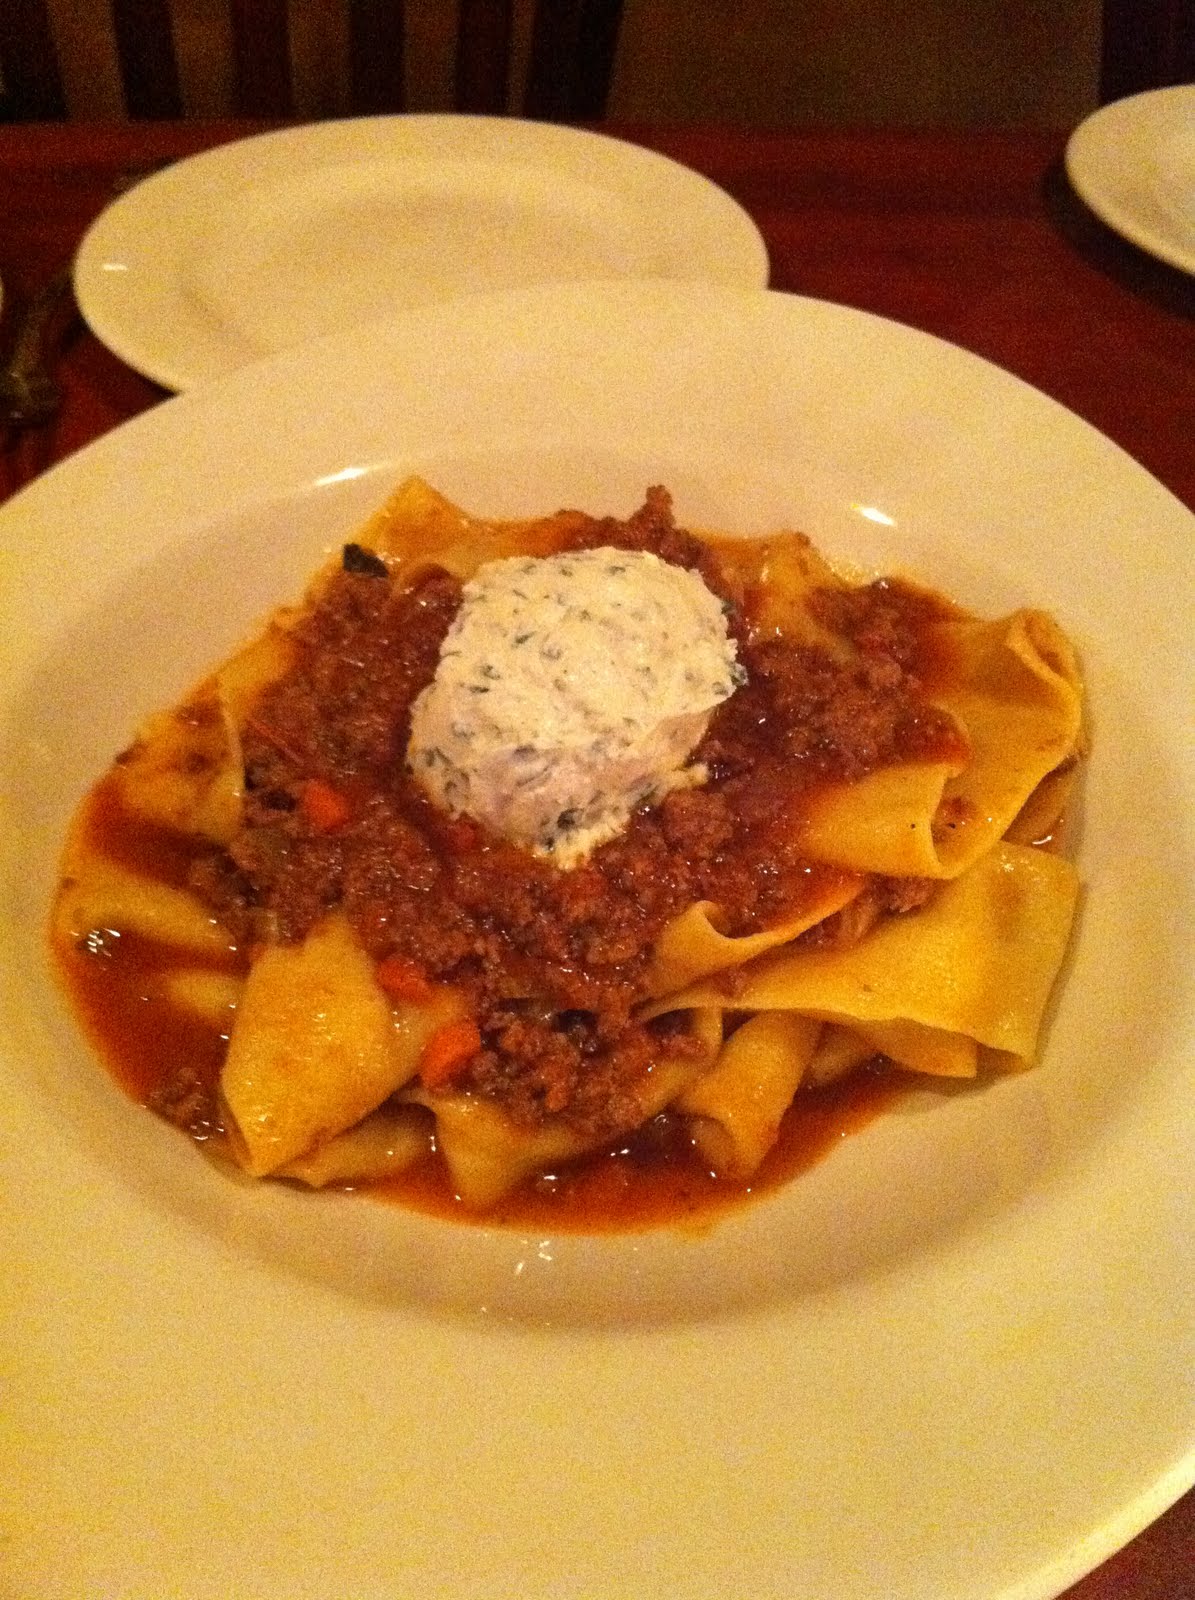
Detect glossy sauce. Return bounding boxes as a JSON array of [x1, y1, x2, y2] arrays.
[[373, 1064, 907, 1232], [54, 778, 242, 1135], [52, 501, 968, 1229], [53, 772, 909, 1230]]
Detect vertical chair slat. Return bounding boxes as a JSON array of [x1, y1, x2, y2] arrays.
[[230, 0, 293, 117], [349, 0, 407, 115], [0, 0, 67, 121], [111, 0, 183, 119], [455, 0, 513, 114], [1, 0, 627, 127], [524, 0, 623, 121], [1100, 0, 1195, 102]]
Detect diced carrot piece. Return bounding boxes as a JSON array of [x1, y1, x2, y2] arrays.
[[417, 1019, 483, 1092], [374, 954, 435, 1006], [300, 777, 352, 833]]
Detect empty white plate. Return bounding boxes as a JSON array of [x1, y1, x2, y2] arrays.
[[1066, 84, 1195, 273], [73, 115, 770, 390]]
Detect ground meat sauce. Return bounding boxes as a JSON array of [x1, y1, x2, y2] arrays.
[[56, 494, 973, 1225], [180, 495, 964, 1147]]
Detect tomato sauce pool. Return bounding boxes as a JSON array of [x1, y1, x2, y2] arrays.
[[51, 498, 963, 1232], [370, 1064, 907, 1232], [54, 770, 909, 1233]]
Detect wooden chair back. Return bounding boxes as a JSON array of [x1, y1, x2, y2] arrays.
[[1100, 0, 1194, 103], [2, 0, 1190, 126], [0, 0, 626, 122]]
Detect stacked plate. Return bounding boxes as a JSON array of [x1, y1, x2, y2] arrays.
[[1066, 84, 1195, 274], [73, 115, 769, 391]]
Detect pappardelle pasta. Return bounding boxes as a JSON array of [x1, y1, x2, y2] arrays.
[[51, 479, 1084, 1228]]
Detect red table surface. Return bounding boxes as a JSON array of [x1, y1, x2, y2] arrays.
[[1, 119, 1192, 1600]]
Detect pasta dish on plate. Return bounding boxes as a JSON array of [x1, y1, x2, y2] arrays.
[[50, 479, 1084, 1229]]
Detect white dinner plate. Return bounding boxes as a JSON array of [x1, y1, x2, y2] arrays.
[[1, 281, 1192, 1600], [1066, 84, 1195, 273], [72, 115, 769, 391]]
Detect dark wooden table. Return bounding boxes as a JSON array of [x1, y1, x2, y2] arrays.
[[2, 120, 1193, 510], [1, 119, 1192, 1599]]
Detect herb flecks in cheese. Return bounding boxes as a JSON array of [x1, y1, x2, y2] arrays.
[[408, 547, 743, 867]]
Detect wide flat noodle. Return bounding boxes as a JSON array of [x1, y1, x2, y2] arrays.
[[800, 610, 1082, 879], [645, 875, 863, 998], [805, 1023, 878, 1087], [649, 842, 1079, 1074], [1004, 754, 1082, 848], [849, 1016, 977, 1077], [215, 622, 298, 724], [113, 624, 297, 844], [797, 761, 965, 880], [221, 912, 465, 1176], [277, 1105, 432, 1188], [53, 857, 234, 956], [352, 475, 586, 584], [159, 968, 243, 1026], [676, 1011, 822, 1177], [706, 530, 845, 645], [113, 685, 244, 845], [409, 1010, 723, 1208]]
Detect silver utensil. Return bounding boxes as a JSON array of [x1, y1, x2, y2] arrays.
[[0, 266, 73, 429], [0, 164, 169, 432]]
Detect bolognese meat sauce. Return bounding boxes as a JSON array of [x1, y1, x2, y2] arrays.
[[174, 491, 965, 1143]]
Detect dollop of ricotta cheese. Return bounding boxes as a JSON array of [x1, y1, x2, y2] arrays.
[[408, 546, 744, 867]]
